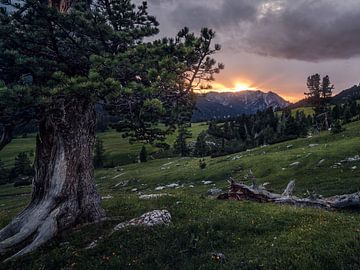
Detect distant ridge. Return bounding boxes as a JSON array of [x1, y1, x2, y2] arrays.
[[192, 90, 290, 122], [290, 84, 360, 109]]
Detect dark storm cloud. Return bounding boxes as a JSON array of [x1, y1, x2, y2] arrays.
[[244, 0, 360, 61], [147, 0, 360, 61]]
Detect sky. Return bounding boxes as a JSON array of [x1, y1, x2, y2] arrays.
[[142, 0, 360, 102]]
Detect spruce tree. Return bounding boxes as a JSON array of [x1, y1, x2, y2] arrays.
[[139, 145, 148, 163], [194, 131, 209, 157], [0, 159, 8, 185], [93, 138, 105, 169], [173, 126, 191, 156], [0, 0, 223, 258], [12, 152, 33, 178]]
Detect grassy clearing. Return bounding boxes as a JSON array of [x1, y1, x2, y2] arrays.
[[0, 121, 360, 269]]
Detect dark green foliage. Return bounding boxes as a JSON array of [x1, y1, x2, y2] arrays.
[[0, 0, 223, 150], [0, 159, 8, 185], [94, 138, 105, 169], [139, 145, 148, 163], [305, 74, 334, 130], [10, 152, 33, 181], [203, 107, 312, 157], [173, 126, 191, 156], [198, 158, 207, 169], [331, 120, 345, 134], [194, 131, 210, 157]]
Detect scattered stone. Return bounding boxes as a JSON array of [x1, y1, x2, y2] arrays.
[[114, 180, 129, 188], [309, 144, 319, 148], [101, 195, 113, 200], [212, 253, 226, 263], [232, 155, 242, 161], [155, 186, 166, 191], [318, 159, 325, 166], [207, 188, 223, 196], [162, 162, 174, 167], [85, 238, 102, 250], [176, 201, 182, 205], [189, 185, 195, 188], [352, 166, 357, 170], [139, 194, 171, 200], [131, 188, 138, 192], [114, 210, 171, 231], [112, 173, 125, 179], [202, 181, 213, 185], [342, 155, 360, 163], [287, 145, 293, 149], [166, 183, 179, 188], [290, 162, 300, 167]]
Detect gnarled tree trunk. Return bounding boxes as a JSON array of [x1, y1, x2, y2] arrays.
[[0, 97, 105, 260]]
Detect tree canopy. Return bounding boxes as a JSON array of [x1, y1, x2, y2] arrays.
[[0, 0, 223, 148]]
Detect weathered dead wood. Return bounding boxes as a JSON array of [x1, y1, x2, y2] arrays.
[[218, 179, 359, 210]]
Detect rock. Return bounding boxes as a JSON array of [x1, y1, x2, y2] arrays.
[[114, 210, 171, 231], [207, 188, 223, 196], [202, 181, 213, 185], [189, 185, 195, 188], [155, 186, 166, 191], [232, 155, 242, 161], [290, 162, 300, 167], [342, 155, 360, 163], [309, 144, 319, 148], [286, 145, 293, 149], [352, 166, 357, 170], [139, 194, 171, 200], [101, 195, 113, 200], [318, 159, 325, 165], [112, 173, 125, 179], [166, 183, 179, 188], [85, 238, 102, 250], [212, 252, 226, 263], [162, 162, 174, 167], [131, 188, 138, 192], [114, 180, 129, 188]]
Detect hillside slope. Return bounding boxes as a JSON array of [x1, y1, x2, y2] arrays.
[[1, 121, 360, 269]]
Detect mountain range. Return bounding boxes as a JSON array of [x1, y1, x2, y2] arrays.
[[192, 90, 290, 122]]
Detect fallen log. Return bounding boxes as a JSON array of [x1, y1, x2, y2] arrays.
[[218, 178, 360, 210]]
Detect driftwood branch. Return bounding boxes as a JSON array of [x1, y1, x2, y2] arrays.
[[218, 179, 359, 210]]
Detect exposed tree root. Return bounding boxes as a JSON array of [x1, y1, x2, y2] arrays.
[[0, 98, 105, 262], [218, 178, 360, 210]]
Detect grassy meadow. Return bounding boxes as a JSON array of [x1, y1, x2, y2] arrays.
[[0, 121, 359, 269]]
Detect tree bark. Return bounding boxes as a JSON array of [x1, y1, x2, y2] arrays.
[[0, 97, 105, 260]]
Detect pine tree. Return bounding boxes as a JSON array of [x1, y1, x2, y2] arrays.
[[194, 131, 209, 157], [0, 0, 223, 257], [12, 152, 33, 178], [0, 159, 9, 185], [331, 120, 345, 134], [173, 126, 191, 156], [93, 138, 105, 169], [139, 145, 148, 163]]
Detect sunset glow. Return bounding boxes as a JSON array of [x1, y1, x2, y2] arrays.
[[206, 81, 256, 93]]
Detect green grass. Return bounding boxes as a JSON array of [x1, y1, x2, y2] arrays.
[[0, 121, 360, 269], [0, 122, 207, 168]]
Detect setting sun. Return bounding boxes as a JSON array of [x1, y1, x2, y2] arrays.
[[234, 83, 254, 92]]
